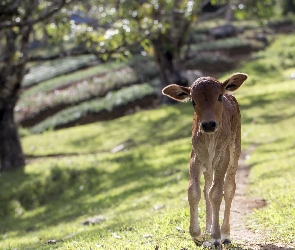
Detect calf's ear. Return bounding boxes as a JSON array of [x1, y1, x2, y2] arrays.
[[162, 84, 191, 102], [222, 73, 248, 92]]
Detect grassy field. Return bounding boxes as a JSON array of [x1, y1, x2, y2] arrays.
[[1, 35, 295, 249]]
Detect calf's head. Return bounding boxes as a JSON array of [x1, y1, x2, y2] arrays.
[[162, 73, 248, 133]]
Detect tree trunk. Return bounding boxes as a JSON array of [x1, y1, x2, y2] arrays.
[[225, 0, 233, 23], [0, 99, 25, 171], [152, 37, 187, 104], [0, 28, 30, 172], [151, 5, 191, 104], [0, 1, 67, 172]]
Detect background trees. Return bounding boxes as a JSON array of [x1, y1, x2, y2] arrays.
[[0, 0, 290, 171], [72, 0, 229, 102], [0, 0, 222, 171], [0, 0, 67, 171]]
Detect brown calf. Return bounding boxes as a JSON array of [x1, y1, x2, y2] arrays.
[[162, 73, 248, 248]]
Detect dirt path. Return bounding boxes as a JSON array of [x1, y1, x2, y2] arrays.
[[229, 151, 294, 250]]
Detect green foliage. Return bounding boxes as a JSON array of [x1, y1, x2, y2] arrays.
[[281, 0, 295, 15], [234, 0, 281, 21]]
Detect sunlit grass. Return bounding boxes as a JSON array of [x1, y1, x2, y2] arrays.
[[1, 34, 295, 249], [1, 137, 203, 250]]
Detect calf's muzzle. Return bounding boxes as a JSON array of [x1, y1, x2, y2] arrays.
[[201, 121, 217, 133]]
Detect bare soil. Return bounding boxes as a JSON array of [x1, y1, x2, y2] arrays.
[[229, 150, 295, 250]]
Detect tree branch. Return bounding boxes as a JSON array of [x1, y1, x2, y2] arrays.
[[0, 0, 22, 17], [196, 4, 228, 24], [29, 32, 149, 62], [0, 0, 67, 29]]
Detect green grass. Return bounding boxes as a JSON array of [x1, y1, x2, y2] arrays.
[[17, 55, 158, 128], [17, 62, 158, 124], [22, 60, 126, 98], [190, 37, 251, 52], [18, 66, 141, 122], [22, 55, 156, 99], [29, 82, 158, 134], [1, 34, 295, 249], [236, 76, 295, 243], [23, 55, 97, 88], [2, 105, 199, 250]]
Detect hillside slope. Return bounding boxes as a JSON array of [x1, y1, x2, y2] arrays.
[[0, 35, 295, 249]]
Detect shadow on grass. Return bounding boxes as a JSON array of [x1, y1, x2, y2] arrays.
[[244, 136, 295, 179], [1, 103, 195, 244], [3, 89, 295, 248], [0, 142, 190, 238], [240, 91, 295, 125]]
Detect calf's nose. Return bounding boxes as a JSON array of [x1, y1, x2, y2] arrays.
[[201, 121, 217, 133]]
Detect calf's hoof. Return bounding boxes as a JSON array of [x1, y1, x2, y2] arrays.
[[213, 241, 221, 249], [222, 238, 231, 245], [202, 240, 221, 249], [193, 238, 203, 247], [190, 227, 202, 246]]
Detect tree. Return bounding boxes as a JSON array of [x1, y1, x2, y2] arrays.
[[70, 0, 229, 103], [0, 0, 68, 171], [0, 0, 229, 171], [233, 0, 281, 21], [282, 0, 295, 15]]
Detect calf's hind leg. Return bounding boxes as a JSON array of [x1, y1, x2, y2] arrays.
[[221, 171, 236, 244], [221, 139, 240, 244], [221, 157, 239, 244]]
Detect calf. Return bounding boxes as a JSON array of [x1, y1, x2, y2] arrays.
[[162, 73, 248, 248]]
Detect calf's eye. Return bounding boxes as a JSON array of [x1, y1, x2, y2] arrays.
[[218, 94, 223, 102]]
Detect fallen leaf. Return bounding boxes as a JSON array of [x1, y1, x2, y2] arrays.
[[113, 232, 121, 239], [153, 204, 165, 211], [48, 239, 57, 244], [82, 215, 106, 225], [143, 234, 153, 238]]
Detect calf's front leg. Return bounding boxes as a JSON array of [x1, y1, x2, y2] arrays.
[[188, 150, 202, 245], [209, 180, 224, 247]]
